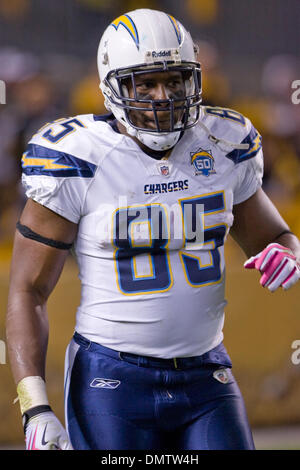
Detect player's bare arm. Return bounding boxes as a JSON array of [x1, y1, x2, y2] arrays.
[[7, 199, 77, 383], [6, 199, 77, 449], [231, 188, 300, 291]]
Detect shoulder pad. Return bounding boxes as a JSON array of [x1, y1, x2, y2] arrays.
[[31, 116, 88, 145], [23, 115, 102, 177], [203, 106, 247, 128], [202, 106, 262, 164]]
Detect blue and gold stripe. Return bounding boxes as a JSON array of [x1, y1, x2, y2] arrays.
[[111, 14, 139, 50], [167, 14, 182, 45], [22, 144, 97, 178], [226, 125, 262, 164]]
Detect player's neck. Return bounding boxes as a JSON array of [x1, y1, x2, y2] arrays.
[[116, 121, 172, 160]]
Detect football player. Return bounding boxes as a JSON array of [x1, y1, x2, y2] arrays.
[[6, 9, 300, 450]]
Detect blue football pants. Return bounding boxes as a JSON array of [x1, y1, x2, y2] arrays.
[[64, 333, 255, 450]]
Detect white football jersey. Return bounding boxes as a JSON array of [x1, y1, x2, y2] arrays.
[[22, 107, 263, 358]]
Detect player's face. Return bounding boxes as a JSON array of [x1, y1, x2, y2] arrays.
[[125, 71, 186, 131]]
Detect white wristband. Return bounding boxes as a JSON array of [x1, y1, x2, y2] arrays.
[[17, 376, 49, 415]]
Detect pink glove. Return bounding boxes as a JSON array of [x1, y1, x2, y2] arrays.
[[244, 243, 300, 292]]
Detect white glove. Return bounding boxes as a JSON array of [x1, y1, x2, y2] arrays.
[[25, 410, 73, 450], [244, 242, 300, 292]]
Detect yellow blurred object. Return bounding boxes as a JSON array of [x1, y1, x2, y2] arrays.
[[69, 73, 106, 116], [274, 144, 300, 196], [76, 0, 158, 12], [0, 0, 29, 20], [0, 241, 13, 264], [230, 96, 270, 133], [75, 0, 114, 11], [278, 196, 300, 239], [202, 70, 231, 106], [187, 0, 218, 24], [124, 0, 158, 11]]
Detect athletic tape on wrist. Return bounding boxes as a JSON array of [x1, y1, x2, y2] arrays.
[[17, 376, 49, 415]]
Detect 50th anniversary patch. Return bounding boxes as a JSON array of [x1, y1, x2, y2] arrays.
[[191, 148, 216, 177]]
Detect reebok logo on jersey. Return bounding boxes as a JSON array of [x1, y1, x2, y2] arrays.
[[90, 378, 121, 389]]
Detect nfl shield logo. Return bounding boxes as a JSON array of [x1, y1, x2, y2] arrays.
[[160, 165, 169, 176], [213, 368, 229, 384]]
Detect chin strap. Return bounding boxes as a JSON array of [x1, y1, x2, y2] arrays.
[[138, 130, 181, 151], [126, 124, 180, 151], [128, 116, 250, 152]]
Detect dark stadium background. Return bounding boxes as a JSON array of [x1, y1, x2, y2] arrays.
[[0, 0, 299, 449]]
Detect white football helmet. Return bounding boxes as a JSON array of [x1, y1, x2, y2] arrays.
[[97, 9, 202, 151]]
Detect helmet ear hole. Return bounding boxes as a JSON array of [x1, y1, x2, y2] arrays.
[[120, 78, 130, 99], [182, 70, 195, 96], [120, 78, 131, 109], [122, 85, 129, 98], [185, 78, 194, 96]]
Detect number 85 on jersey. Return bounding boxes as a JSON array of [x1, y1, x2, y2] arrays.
[[112, 191, 228, 295]]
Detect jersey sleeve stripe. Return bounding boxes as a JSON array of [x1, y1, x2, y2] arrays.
[[21, 144, 97, 178], [225, 125, 262, 164]]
